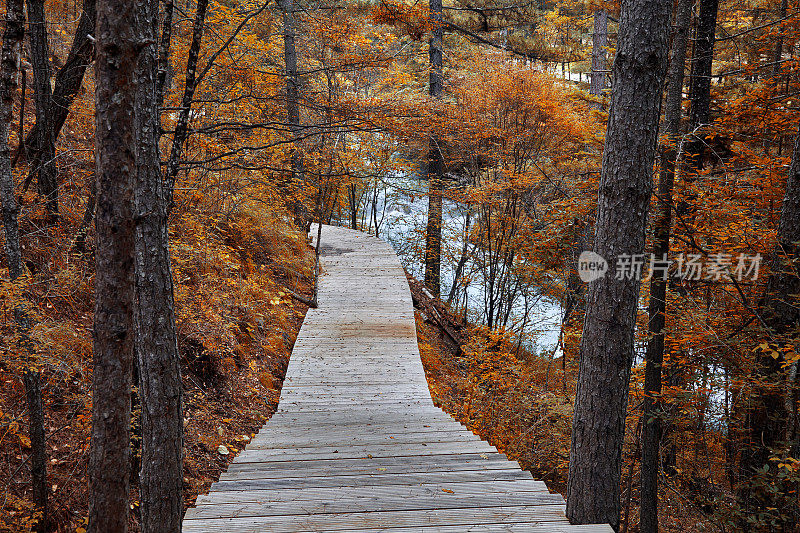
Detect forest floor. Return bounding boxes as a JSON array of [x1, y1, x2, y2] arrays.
[[0, 208, 315, 532]]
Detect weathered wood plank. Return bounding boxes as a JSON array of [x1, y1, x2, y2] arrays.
[[185, 493, 567, 520], [224, 453, 517, 475], [182, 506, 571, 532], [196, 480, 551, 505], [278, 525, 615, 533], [213, 470, 536, 490], [248, 432, 483, 448]]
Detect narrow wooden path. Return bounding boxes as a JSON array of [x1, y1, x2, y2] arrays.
[[183, 225, 611, 532]]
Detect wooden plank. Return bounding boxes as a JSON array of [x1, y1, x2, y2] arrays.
[[250, 427, 480, 442], [224, 453, 518, 475], [282, 525, 615, 533], [210, 470, 536, 491], [264, 413, 457, 425], [218, 466, 531, 484], [185, 493, 567, 520], [182, 506, 571, 532], [234, 442, 497, 463], [248, 432, 483, 449], [196, 480, 551, 505], [253, 420, 468, 432]]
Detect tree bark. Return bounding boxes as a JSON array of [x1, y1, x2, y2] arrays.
[[424, 0, 444, 297], [21, 0, 95, 163], [687, 0, 719, 168], [25, 0, 58, 215], [590, 9, 608, 104], [565, 0, 672, 529], [1, 5, 50, 530], [89, 0, 139, 530], [278, 0, 306, 227], [156, 0, 174, 112], [1, 0, 24, 282], [164, 0, 209, 211], [639, 1, 692, 531], [134, 0, 183, 531], [446, 209, 472, 307], [23, 369, 47, 533], [350, 183, 358, 229], [770, 0, 788, 79], [71, 174, 96, 254], [0, 4, 49, 531], [737, 121, 800, 525]]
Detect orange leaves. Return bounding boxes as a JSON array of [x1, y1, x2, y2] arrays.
[[416, 309, 574, 485], [370, 0, 433, 41], [390, 49, 601, 187]]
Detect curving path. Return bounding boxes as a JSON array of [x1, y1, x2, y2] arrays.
[[183, 225, 611, 532]]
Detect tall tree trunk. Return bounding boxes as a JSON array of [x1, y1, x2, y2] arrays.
[[561, 221, 593, 339], [0, 3, 49, 531], [590, 9, 608, 104], [687, 0, 719, 168], [164, 0, 209, 211], [71, 173, 95, 254], [350, 183, 358, 229], [22, 0, 95, 160], [446, 209, 472, 307], [25, 0, 57, 215], [424, 0, 444, 297], [738, 121, 800, 525], [771, 0, 788, 79], [278, 0, 306, 228], [134, 0, 183, 531], [763, 0, 788, 153], [566, 0, 672, 529], [1, 0, 24, 282], [23, 369, 47, 532], [639, 1, 692, 531], [88, 0, 139, 530], [156, 0, 174, 112]]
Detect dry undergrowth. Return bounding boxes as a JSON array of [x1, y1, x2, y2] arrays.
[[0, 200, 314, 531], [411, 280, 718, 533]]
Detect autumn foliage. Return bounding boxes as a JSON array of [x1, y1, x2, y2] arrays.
[[0, 0, 799, 531]]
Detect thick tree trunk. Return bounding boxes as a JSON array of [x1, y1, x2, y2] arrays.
[[0, 4, 49, 531], [25, 0, 57, 215], [425, 145, 443, 297], [134, 1, 183, 531], [1, 0, 24, 282], [278, 0, 306, 227], [639, 2, 692, 531], [23, 370, 47, 532], [164, 0, 209, 210], [565, 0, 672, 529], [424, 0, 444, 297], [687, 0, 719, 168], [88, 1, 139, 530], [590, 9, 608, 103]]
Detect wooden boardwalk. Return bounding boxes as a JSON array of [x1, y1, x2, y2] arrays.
[[183, 225, 611, 532]]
